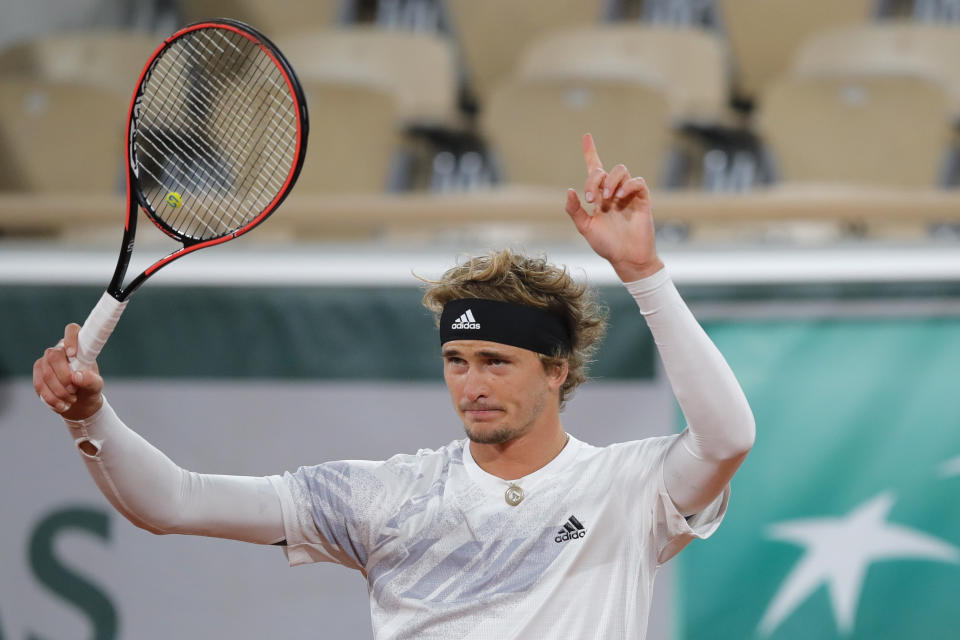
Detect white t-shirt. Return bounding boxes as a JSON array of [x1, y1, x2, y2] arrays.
[[268, 432, 729, 640]]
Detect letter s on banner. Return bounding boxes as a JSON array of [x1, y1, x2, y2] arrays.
[[29, 507, 118, 640]]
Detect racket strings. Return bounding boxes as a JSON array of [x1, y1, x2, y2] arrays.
[[143, 30, 294, 237], [194, 37, 293, 216], [162, 31, 295, 183], [136, 36, 250, 234], [132, 26, 299, 241], [138, 34, 259, 235], [190, 30, 298, 209], [138, 73, 256, 236], [176, 36, 282, 153]]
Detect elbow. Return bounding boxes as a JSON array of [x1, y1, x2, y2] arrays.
[[700, 408, 756, 462], [726, 408, 756, 459], [97, 475, 184, 536], [717, 393, 756, 459], [130, 518, 170, 536], [124, 469, 209, 536], [117, 503, 178, 536]]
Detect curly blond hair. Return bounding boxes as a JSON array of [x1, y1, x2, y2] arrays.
[[421, 250, 607, 408]]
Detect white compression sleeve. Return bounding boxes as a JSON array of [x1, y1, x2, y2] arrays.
[[63, 398, 285, 544], [625, 268, 755, 515]]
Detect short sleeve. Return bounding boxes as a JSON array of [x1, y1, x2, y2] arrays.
[[610, 435, 730, 566], [267, 459, 390, 570], [651, 436, 730, 565]]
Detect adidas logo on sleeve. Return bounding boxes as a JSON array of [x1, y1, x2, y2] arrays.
[[451, 309, 480, 330], [555, 515, 586, 543]]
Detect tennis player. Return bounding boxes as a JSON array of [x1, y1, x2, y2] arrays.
[[34, 134, 754, 639]]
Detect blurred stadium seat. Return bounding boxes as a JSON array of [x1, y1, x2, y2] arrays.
[[717, 0, 876, 106], [374, 0, 444, 32], [443, 0, 608, 111], [0, 78, 126, 192], [636, 0, 720, 27], [515, 24, 733, 128], [912, 0, 960, 22], [278, 27, 460, 130], [483, 76, 673, 188], [0, 30, 158, 94], [792, 22, 960, 118], [178, 0, 346, 33], [294, 78, 404, 194], [757, 74, 956, 187]]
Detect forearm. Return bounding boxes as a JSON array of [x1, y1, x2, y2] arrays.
[[625, 268, 755, 514], [64, 398, 285, 544], [626, 268, 755, 458]]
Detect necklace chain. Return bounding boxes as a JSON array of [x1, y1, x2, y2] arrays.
[[502, 433, 569, 506]]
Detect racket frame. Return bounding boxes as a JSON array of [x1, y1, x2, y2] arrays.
[[109, 18, 309, 302], [71, 19, 308, 370]]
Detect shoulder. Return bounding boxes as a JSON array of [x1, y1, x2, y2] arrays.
[[607, 434, 678, 457], [383, 439, 466, 470], [371, 439, 467, 487], [579, 433, 678, 457], [575, 434, 680, 475], [289, 440, 465, 488]]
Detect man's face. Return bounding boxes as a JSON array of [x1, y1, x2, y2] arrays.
[[442, 340, 566, 445]]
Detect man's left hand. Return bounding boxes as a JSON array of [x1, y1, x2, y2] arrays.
[[564, 133, 664, 282]]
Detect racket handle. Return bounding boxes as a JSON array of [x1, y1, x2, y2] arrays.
[[71, 292, 129, 371]]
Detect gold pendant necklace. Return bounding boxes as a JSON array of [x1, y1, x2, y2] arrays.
[[501, 434, 569, 507], [505, 483, 525, 506]]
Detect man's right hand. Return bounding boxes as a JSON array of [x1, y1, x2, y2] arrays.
[[33, 323, 104, 421]]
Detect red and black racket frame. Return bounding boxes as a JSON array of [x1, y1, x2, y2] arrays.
[[107, 18, 309, 302]]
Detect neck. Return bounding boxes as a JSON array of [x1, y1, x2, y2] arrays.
[[469, 421, 569, 480]]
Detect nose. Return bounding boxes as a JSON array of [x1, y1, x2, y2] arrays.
[[463, 366, 489, 401]]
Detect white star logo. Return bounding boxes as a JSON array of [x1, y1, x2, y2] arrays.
[[939, 455, 960, 478], [758, 492, 960, 636]]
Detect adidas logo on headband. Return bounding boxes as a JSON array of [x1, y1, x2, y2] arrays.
[[451, 309, 481, 330], [439, 298, 571, 356]]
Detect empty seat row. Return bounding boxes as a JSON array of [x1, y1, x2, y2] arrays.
[[1, 73, 952, 194], [166, 0, 959, 113], [1, 19, 959, 193]]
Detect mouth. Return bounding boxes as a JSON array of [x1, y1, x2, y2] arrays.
[[463, 408, 503, 421]]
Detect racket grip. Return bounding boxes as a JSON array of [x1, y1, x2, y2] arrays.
[[71, 292, 129, 371]]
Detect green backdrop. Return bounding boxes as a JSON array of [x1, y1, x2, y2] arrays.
[[681, 316, 960, 639]]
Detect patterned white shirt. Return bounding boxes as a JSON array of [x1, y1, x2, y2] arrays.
[[268, 432, 729, 640]]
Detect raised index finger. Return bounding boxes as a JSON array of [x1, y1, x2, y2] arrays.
[[582, 133, 603, 175]]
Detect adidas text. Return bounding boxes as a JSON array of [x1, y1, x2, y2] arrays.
[[452, 310, 480, 329], [555, 515, 586, 543], [554, 530, 586, 543]]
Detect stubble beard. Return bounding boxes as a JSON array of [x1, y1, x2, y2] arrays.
[[465, 423, 522, 445]]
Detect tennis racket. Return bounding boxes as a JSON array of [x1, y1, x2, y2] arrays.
[[71, 19, 309, 371]]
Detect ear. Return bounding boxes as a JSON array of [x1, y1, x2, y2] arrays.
[[545, 359, 569, 392]]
